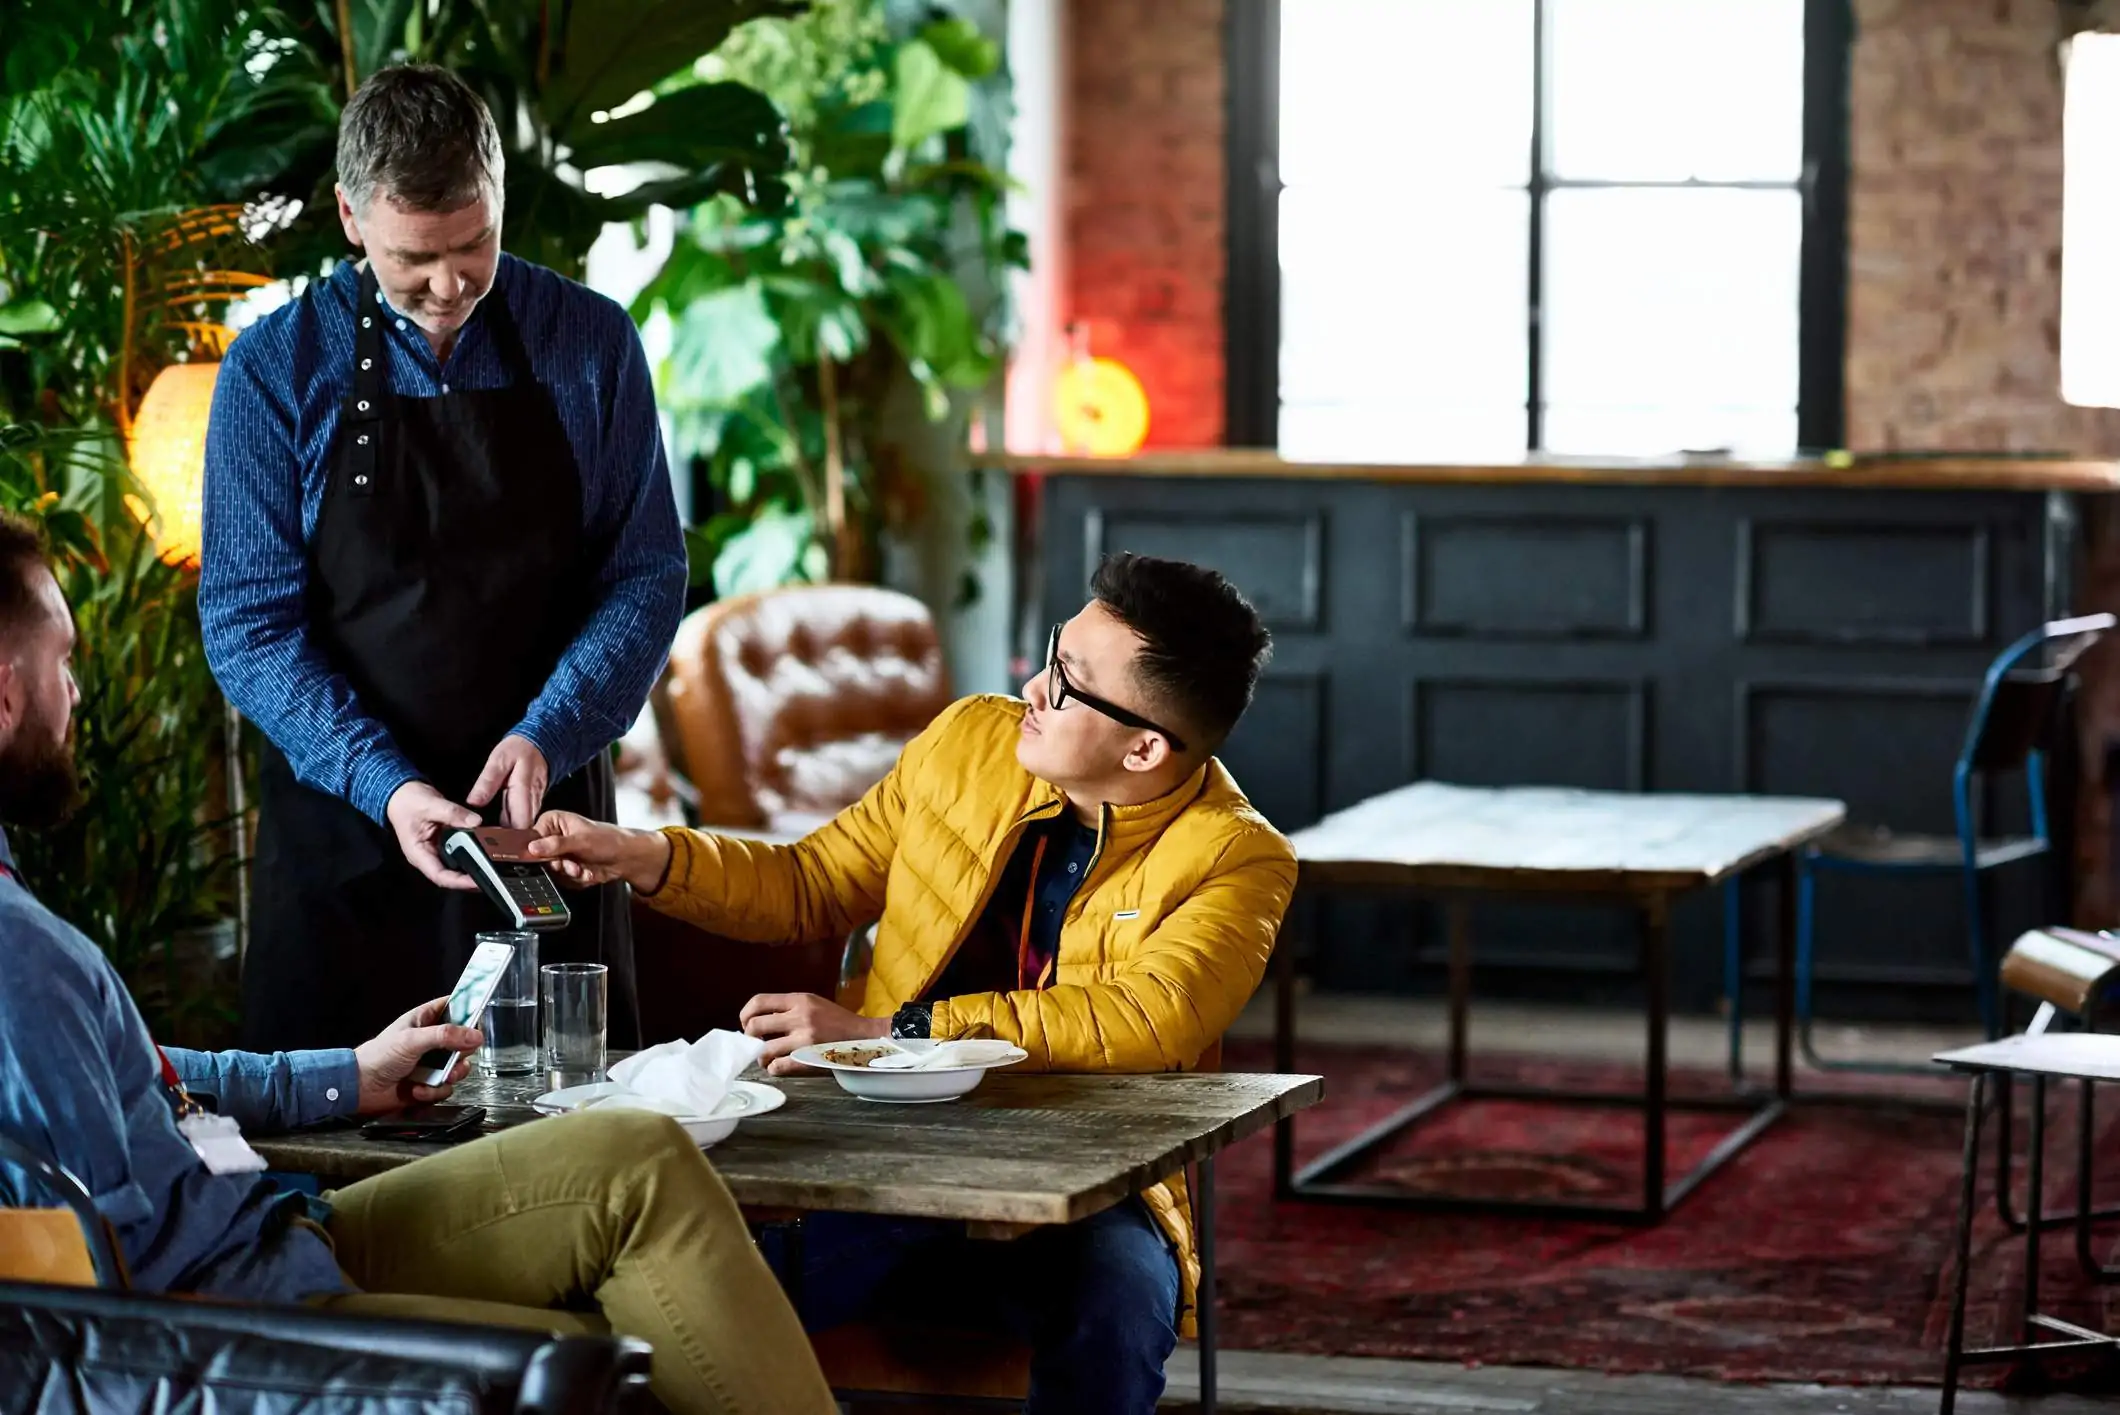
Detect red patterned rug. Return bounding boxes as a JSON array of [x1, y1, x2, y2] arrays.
[[1217, 1038, 2120, 1389]]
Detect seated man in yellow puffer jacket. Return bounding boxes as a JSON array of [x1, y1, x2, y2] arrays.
[[528, 553, 1295, 1415]]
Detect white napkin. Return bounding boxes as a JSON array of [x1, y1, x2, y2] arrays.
[[599, 1030, 766, 1117], [868, 1039, 1023, 1071]]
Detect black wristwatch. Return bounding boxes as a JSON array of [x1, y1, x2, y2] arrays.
[[890, 1002, 933, 1040]]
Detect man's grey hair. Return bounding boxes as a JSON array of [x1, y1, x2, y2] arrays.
[[337, 64, 505, 216]]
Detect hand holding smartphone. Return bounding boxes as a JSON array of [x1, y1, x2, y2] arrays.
[[414, 937, 516, 1088]]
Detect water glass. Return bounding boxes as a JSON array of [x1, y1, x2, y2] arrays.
[[475, 931, 539, 1075], [541, 962, 608, 1087]]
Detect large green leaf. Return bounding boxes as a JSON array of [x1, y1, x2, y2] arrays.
[[564, 81, 787, 172], [918, 17, 998, 81], [629, 240, 744, 323], [665, 281, 781, 405], [713, 502, 813, 597], [890, 38, 969, 152], [0, 300, 60, 336], [542, 0, 804, 138]]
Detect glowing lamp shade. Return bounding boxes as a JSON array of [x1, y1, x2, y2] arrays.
[[2063, 34, 2120, 407], [1052, 356, 1150, 457], [127, 361, 220, 568]]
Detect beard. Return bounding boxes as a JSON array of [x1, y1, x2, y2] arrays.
[[0, 713, 82, 830]]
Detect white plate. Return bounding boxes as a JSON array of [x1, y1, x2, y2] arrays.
[[787, 1039, 1028, 1104], [531, 1079, 785, 1148]]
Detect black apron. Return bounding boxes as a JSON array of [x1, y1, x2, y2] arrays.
[[241, 268, 637, 1054]]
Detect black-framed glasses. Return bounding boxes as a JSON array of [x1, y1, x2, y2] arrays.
[[1045, 624, 1187, 752]]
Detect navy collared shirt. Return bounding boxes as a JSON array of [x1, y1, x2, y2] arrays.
[[199, 253, 687, 823], [926, 810, 1100, 1002], [0, 830, 359, 1298]]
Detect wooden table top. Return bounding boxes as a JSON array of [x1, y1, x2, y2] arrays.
[[1288, 782, 1846, 896], [984, 447, 2120, 493], [254, 1069, 1323, 1228]]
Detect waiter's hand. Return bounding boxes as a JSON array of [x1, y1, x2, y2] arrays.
[[386, 781, 482, 890], [739, 993, 890, 1076], [468, 735, 549, 829], [352, 997, 482, 1115], [528, 811, 674, 893]]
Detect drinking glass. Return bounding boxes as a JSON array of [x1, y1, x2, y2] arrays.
[[541, 962, 608, 1088], [475, 931, 538, 1075]]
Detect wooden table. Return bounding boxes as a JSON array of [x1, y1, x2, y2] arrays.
[[1275, 781, 1844, 1223], [257, 1067, 1322, 1415]]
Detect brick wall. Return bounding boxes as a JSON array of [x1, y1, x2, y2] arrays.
[[1846, 0, 2120, 452], [1062, 0, 1225, 448]]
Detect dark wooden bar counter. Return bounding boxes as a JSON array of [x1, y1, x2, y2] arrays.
[[996, 449, 2117, 1017]]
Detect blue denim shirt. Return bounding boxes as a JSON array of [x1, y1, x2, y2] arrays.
[[199, 252, 688, 824], [0, 832, 358, 1298]]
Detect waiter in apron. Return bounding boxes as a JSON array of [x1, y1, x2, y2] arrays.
[[199, 64, 686, 1052]]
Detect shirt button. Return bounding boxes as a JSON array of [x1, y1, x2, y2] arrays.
[[395, 318, 407, 331], [441, 382, 451, 394], [1067, 863, 1078, 873], [325, 1087, 340, 1102]]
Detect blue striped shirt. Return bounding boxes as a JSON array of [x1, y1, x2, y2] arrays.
[[200, 253, 687, 823], [0, 830, 358, 1299]]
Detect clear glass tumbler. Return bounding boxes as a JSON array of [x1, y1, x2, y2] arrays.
[[475, 931, 539, 1075], [541, 961, 608, 1089]]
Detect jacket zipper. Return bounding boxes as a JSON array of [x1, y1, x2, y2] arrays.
[[1061, 803, 1112, 929], [912, 798, 1066, 998]]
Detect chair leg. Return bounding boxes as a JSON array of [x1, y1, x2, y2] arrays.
[[1941, 1075, 1987, 1415], [1196, 1157, 1216, 1415], [1723, 877, 1745, 1083], [1961, 864, 2000, 1041]]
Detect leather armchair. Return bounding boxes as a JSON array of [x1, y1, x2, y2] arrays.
[[658, 584, 952, 835], [635, 585, 954, 1044], [0, 1280, 654, 1414]]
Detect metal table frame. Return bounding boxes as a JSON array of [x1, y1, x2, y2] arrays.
[[1273, 853, 1800, 1224]]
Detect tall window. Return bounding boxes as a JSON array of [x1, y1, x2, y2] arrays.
[[1239, 0, 1844, 459]]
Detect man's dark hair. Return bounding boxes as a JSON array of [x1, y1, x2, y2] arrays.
[[0, 512, 52, 641], [1090, 553, 1270, 753], [337, 64, 504, 214]]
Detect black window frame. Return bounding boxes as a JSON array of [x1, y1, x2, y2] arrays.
[[1225, 0, 1850, 453]]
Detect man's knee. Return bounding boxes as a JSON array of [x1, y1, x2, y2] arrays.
[[1062, 1205, 1181, 1355], [550, 1105, 692, 1151]]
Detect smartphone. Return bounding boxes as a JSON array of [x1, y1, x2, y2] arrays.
[[358, 1104, 487, 1143], [415, 937, 516, 1087]]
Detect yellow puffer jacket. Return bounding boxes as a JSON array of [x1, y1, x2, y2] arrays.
[[645, 693, 1297, 1335]]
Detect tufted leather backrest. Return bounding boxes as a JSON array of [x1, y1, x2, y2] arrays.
[[660, 585, 954, 829]]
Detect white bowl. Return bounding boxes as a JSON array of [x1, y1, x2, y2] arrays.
[[787, 1039, 1029, 1104], [531, 1079, 786, 1147]]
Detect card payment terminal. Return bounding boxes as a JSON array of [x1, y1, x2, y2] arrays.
[[442, 827, 572, 931]]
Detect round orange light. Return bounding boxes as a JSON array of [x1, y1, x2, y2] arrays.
[[1052, 357, 1150, 457]]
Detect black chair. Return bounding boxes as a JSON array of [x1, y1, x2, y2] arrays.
[[0, 1129, 656, 1413], [0, 1281, 656, 1414]]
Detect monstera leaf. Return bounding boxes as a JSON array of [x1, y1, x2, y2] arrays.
[[537, 0, 805, 139]]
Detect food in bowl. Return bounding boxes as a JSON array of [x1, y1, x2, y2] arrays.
[[821, 1044, 897, 1068]]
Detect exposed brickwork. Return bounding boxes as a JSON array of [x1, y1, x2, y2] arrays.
[[1062, 0, 1225, 448]]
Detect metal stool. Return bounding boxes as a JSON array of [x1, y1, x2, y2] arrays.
[[1936, 1028, 2120, 1413]]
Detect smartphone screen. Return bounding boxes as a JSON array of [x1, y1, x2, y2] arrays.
[[415, 938, 516, 1086]]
